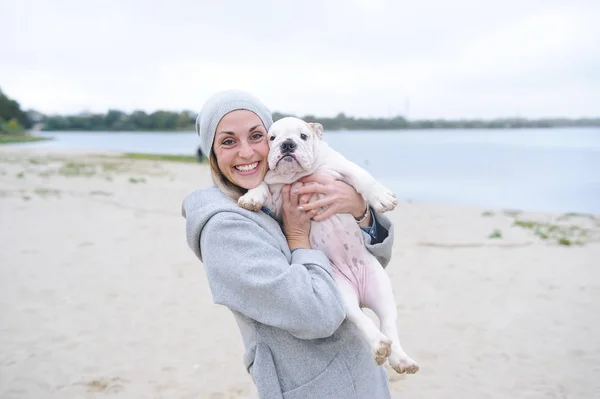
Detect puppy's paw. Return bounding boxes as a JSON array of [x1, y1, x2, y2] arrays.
[[238, 194, 264, 212], [238, 184, 269, 212], [371, 335, 393, 365], [388, 352, 419, 374], [366, 184, 398, 213]]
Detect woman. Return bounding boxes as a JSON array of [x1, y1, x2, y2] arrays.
[[182, 90, 396, 398]]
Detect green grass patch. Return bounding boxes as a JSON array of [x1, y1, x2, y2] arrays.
[[34, 187, 61, 197], [121, 152, 198, 163], [488, 229, 503, 239], [101, 162, 123, 172], [513, 218, 594, 246], [534, 228, 549, 239], [59, 162, 97, 177], [28, 158, 47, 165], [564, 212, 590, 217], [503, 209, 523, 217], [559, 212, 594, 219], [482, 210, 495, 217], [89, 190, 112, 196], [0, 135, 50, 144], [513, 219, 537, 229], [558, 238, 572, 246]]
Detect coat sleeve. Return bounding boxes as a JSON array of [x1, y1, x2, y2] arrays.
[[199, 212, 346, 340], [362, 212, 395, 269]]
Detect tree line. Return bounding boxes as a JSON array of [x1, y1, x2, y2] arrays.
[[39, 110, 600, 131], [2, 87, 599, 133], [0, 88, 33, 134]]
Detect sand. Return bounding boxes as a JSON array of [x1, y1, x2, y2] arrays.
[[1, 147, 599, 399]]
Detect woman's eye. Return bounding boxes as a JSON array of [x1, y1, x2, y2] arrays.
[[270, 136, 276, 141], [300, 133, 308, 140], [222, 139, 234, 146], [251, 133, 263, 140]]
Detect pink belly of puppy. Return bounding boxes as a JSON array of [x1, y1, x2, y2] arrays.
[[309, 212, 372, 302]]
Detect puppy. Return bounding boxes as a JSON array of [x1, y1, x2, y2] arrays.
[[238, 117, 419, 374]]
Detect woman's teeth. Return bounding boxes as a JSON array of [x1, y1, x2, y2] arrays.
[[235, 162, 258, 172]]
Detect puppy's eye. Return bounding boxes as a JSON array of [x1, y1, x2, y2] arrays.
[[300, 133, 308, 140], [270, 135, 275, 141]]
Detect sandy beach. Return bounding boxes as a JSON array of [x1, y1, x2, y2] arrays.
[[1, 146, 599, 399]]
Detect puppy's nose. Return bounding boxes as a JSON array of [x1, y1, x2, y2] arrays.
[[280, 139, 297, 154]]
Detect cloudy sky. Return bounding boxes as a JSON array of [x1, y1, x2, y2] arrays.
[[2, 0, 599, 119]]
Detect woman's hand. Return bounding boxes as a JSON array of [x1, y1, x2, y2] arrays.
[[293, 173, 371, 225], [281, 182, 318, 250]]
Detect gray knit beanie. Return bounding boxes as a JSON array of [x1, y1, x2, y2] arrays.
[[195, 89, 274, 156]]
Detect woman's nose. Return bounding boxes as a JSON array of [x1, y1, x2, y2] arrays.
[[238, 141, 253, 158]]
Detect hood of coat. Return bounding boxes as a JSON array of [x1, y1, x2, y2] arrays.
[[181, 186, 280, 262]]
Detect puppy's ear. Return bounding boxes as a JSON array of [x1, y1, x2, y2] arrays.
[[308, 122, 324, 140]]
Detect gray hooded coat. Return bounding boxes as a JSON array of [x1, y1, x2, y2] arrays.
[[182, 187, 395, 399]]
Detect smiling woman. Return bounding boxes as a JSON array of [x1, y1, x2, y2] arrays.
[[212, 110, 270, 190], [182, 89, 398, 398]]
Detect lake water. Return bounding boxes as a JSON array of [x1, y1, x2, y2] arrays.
[[12, 127, 600, 214]]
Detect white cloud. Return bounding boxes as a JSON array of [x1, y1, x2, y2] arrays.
[[1, 0, 598, 119]]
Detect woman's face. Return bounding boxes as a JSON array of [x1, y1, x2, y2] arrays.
[[213, 110, 270, 190]]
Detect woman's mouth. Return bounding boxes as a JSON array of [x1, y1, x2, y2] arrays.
[[234, 161, 260, 175]]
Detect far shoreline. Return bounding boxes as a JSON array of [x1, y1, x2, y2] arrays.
[[32, 125, 600, 133]]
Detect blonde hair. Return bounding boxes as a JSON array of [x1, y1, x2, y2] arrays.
[[208, 150, 247, 201]]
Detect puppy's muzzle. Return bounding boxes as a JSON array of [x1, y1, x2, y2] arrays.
[[280, 139, 297, 154]]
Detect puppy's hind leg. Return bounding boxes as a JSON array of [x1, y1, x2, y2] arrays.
[[336, 276, 392, 365], [362, 258, 419, 374]]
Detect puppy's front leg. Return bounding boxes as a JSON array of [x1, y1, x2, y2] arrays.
[[329, 155, 398, 213], [238, 182, 269, 211]]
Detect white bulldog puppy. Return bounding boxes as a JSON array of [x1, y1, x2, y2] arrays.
[[238, 116, 419, 374]]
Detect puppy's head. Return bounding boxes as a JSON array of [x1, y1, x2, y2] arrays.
[[267, 117, 323, 175]]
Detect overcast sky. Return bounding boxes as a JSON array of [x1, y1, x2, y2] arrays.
[[2, 0, 599, 119]]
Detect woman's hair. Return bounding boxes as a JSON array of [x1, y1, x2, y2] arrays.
[[208, 149, 247, 201]]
